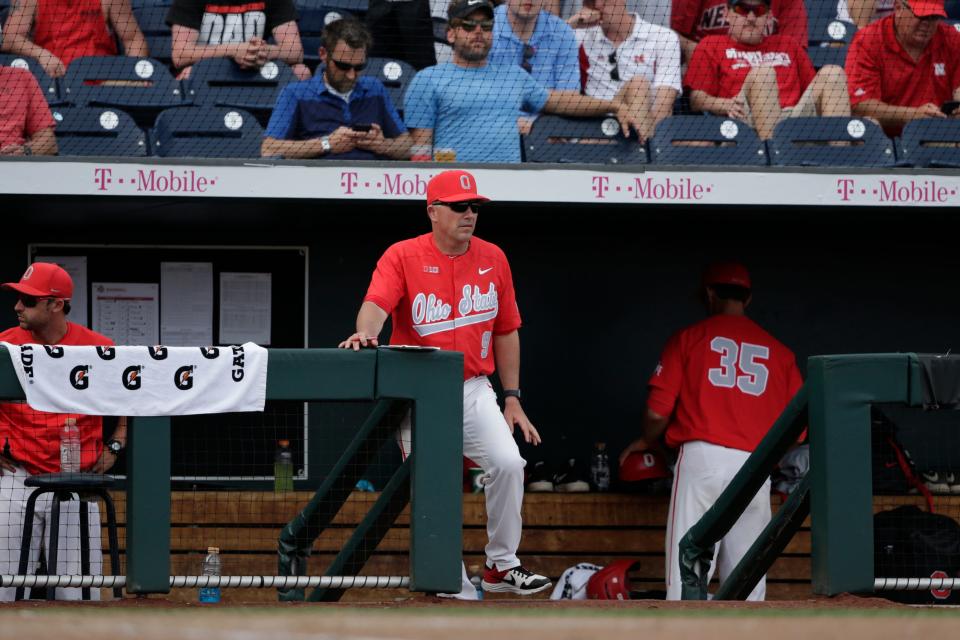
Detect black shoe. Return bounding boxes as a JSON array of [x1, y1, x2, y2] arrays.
[[554, 458, 589, 493], [526, 461, 554, 492]]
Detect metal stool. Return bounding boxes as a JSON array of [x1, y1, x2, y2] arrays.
[[15, 473, 121, 600]]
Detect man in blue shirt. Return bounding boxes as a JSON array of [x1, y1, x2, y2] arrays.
[[489, 0, 581, 131], [261, 18, 412, 159], [404, 0, 636, 163]]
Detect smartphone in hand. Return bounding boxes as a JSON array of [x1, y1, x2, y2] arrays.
[[351, 123, 373, 132], [941, 101, 960, 116]]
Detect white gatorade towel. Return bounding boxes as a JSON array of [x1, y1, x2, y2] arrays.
[[2, 342, 268, 416]]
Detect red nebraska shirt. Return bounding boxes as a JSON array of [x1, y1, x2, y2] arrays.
[[0, 67, 55, 149], [846, 16, 960, 136], [0, 322, 114, 475], [671, 0, 808, 45], [684, 34, 816, 108], [364, 233, 522, 380], [647, 314, 802, 453]]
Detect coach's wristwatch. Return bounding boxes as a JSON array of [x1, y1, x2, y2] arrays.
[[320, 136, 332, 155], [503, 389, 522, 401], [105, 439, 124, 456]]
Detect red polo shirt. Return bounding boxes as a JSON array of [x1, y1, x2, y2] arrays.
[[685, 34, 816, 108], [846, 16, 960, 135], [671, 0, 808, 45], [0, 67, 54, 149]]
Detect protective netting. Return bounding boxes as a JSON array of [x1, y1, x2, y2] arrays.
[[0, 0, 958, 165]]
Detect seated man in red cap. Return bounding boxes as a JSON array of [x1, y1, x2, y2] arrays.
[[845, 0, 960, 137], [0, 262, 127, 601], [619, 262, 803, 601], [339, 170, 551, 599]]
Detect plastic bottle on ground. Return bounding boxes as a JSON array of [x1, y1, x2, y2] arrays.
[[199, 546, 222, 603]]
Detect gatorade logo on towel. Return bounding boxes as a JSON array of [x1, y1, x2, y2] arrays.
[[175, 365, 195, 390], [70, 365, 90, 390]]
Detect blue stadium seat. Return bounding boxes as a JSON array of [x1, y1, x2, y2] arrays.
[[899, 119, 960, 168], [132, 5, 173, 65], [296, 0, 368, 14], [361, 57, 415, 112], [523, 115, 647, 164], [808, 15, 856, 46], [768, 117, 895, 167], [185, 58, 297, 124], [61, 56, 183, 127], [298, 6, 355, 63], [649, 116, 768, 166], [807, 45, 848, 70], [50, 106, 148, 157], [0, 54, 62, 104], [151, 106, 264, 158]]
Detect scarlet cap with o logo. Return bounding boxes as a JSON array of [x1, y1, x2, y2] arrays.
[[2, 262, 74, 299], [426, 170, 491, 204], [702, 261, 751, 290], [619, 450, 670, 482], [586, 559, 641, 600], [904, 0, 946, 17]]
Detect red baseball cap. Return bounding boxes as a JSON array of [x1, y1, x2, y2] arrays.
[[905, 0, 946, 16], [702, 262, 751, 289], [426, 170, 491, 204], [2, 262, 74, 299]]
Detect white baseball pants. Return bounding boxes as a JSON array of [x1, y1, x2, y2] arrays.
[[665, 440, 770, 601], [0, 466, 102, 601], [399, 375, 527, 599]]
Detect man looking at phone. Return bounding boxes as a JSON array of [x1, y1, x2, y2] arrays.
[[845, 0, 960, 137], [261, 17, 412, 160]]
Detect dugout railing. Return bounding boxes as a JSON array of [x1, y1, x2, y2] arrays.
[[0, 346, 464, 597], [678, 353, 958, 600]]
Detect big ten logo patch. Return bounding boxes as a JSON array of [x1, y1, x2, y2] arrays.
[[174, 365, 195, 390], [70, 365, 91, 390], [231, 345, 245, 382], [122, 365, 143, 390]]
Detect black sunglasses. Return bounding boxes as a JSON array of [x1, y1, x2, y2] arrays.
[[453, 18, 494, 31], [17, 295, 55, 308], [521, 44, 536, 73], [608, 51, 620, 82], [329, 58, 368, 72], [434, 201, 482, 213]]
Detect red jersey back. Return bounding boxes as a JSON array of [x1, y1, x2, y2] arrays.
[[363, 233, 522, 380], [0, 322, 114, 474], [34, 0, 118, 68], [647, 314, 802, 452]]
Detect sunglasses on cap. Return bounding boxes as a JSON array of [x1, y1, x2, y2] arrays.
[[453, 18, 494, 31], [728, 0, 770, 16], [433, 201, 482, 213], [17, 295, 56, 308], [329, 58, 368, 72]]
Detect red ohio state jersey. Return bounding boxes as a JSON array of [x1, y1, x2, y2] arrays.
[[0, 322, 113, 475], [364, 233, 521, 380], [647, 314, 802, 452]]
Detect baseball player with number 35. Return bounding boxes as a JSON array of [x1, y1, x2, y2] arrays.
[[619, 262, 802, 601], [339, 169, 551, 599]]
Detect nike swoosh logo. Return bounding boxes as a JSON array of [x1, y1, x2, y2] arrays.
[[479, 267, 493, 274]]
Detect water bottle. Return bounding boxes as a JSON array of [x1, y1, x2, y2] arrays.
[[199, 546, 222, 603], [274, 439, 294, 493], [468, 564, 483, 600], [60, 418, 81, 472], [590, 442, 610, 492]]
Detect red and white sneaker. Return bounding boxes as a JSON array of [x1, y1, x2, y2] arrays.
[[481, 562, 552, 595]]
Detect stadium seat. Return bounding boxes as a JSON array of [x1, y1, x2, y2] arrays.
[[0, 54, 62, 104], [523, 115, 647, 164], [807, 45, 848, 70], [296, 0, 368, 14], [185, 58, 297, 125], [768, 117, 895, 167], [361, 57, 416, 113], [151, 106, 264, 158], [808, 14, 856, 46], [51, 106, 149, 157], [132, 5, 174, 65], [899, 119, 960, 168], [649, 116, 768, 166], [61, 56, 183, 127], [298, 6, 355, 64]]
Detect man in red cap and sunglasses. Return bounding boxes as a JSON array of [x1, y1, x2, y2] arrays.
[[846, 0, 960, 137], [685, 0, 851, 140], [340, 170, 550, 599], [619, 262, 802, 600], [0, 262, 127, 600]]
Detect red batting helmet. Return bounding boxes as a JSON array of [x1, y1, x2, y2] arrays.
[[586, 559, 640, 600], [619, 451, 670, 483], [702, 262, 751, 290]]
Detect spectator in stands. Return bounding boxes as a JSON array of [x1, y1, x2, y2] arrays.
[[1, 0, 148, 78], [366, 0, 437, 70], [685, 0, 850, 140], [0, 65, 56, 156], [404, 0, 638, 163], [489, 0, 581, 133], [261, 18, 411, 159], [845, 0, 960, 136], [569, 0, 681, 142], [671, 0, 807, 60], [167, 0, 310, 80], [0, 262, 126, 601], [838, 0, 894, 28]]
